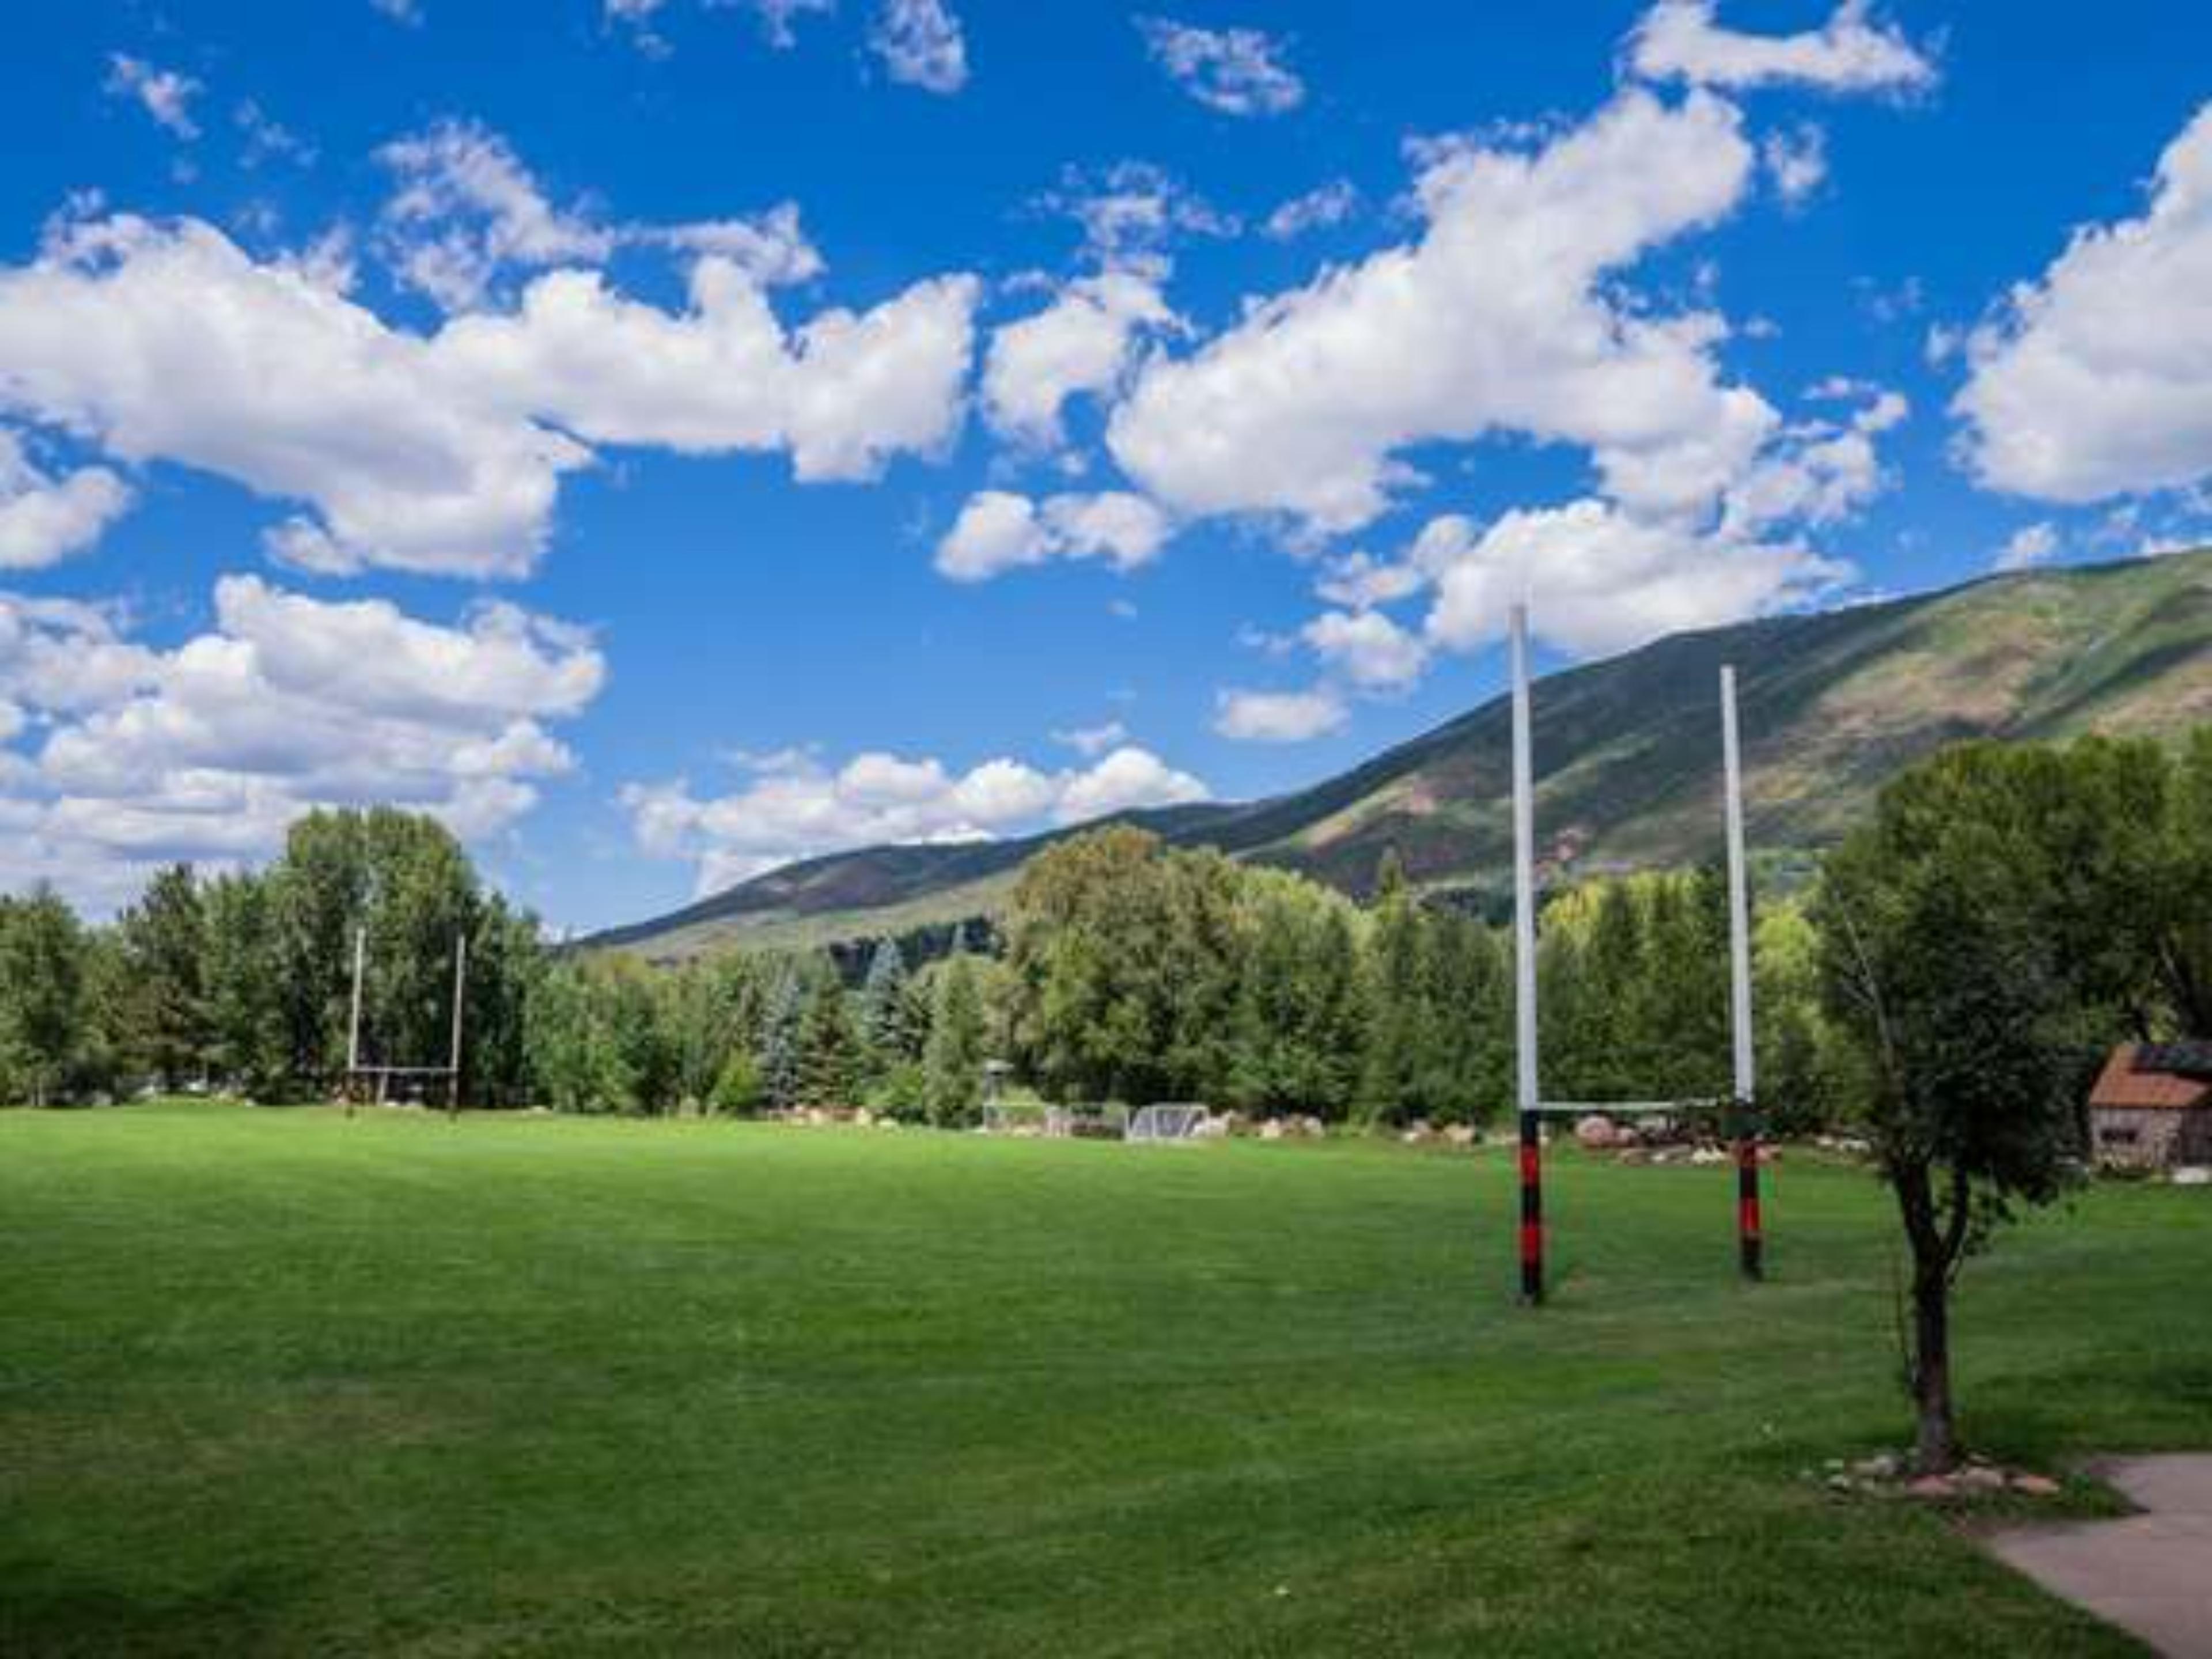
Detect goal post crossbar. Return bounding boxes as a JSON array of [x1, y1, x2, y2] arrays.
[[1531, 1100, 1733, 1118]]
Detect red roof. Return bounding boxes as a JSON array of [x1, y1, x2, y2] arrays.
[[2089, 1044, 2212, 1112]]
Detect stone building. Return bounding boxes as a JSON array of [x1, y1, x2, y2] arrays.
[[2088, 1043, 2212, 1171]]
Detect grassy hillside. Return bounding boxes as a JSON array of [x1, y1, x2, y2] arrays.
[[6, 1101, 2206, 1656], [593, 550, 2212, 960]]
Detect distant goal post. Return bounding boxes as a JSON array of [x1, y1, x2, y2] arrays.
[[1126, 1104, 1211, 1143]]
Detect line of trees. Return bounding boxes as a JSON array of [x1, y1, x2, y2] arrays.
[[0, 808, 544, 1108], [997, 825, 1832, 1124], [0, 806, 1005, 1126], [522, 939, 996, 1125]]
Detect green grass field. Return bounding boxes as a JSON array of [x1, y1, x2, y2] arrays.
[[3, 1104, 2207, 1657]]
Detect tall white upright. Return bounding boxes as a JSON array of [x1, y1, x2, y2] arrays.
[[447, 932, 469, 1114], [1511, 605, 1539, 1120], [1720, 665, 1754, 1104], [346, 925, 366, 1074]]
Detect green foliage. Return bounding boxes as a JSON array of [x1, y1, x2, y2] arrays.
[[923, 953, 987, 1127], [710, 1049, 764, 1116], [0, 887, 90, 1107], [866, 1059, 927, 1122], [796, 978, 863, 1109], [1813, 738, 2139, 1470], [114, 865, 209, 1090], [858, 938, 916, 1070]]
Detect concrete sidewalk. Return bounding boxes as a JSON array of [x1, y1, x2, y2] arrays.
[[1988, 1456, 2212, 1657]]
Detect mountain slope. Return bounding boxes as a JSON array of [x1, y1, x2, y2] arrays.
[[590, 550, 2212, 960]]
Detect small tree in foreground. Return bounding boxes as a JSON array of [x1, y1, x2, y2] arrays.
[[1813, 747, 2085, 1474]]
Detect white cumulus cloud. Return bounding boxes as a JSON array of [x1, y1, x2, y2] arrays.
[[1213, 686, 1347, 744], [0, 431, 134, 571], [982, 270, 1173, 449], [1955, 104, 2212, 505], [1137, 17, 1304, 117], [1627, 1, 1936, 96], [1108, 90, 1772, 535], [871, 0, 968, 94], [1994, 521, 2061, 573], [104, 56, 202, 141], [0, 213, 976, 579], [935, 490, 1170, 582], [0, 577, 602, 908], [624, 741, 1209, 895]]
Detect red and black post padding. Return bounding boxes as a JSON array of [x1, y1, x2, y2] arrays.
[[1518, 1108, 1544, 1305], [1736, 1101, 1764, 1281]]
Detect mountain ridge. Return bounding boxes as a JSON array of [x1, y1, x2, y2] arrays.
[[587, 550, 2212, 960]]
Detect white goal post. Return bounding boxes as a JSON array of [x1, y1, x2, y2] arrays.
[[1508, 602, 1764, 1302], [1126, 1104, 1211, 1143]]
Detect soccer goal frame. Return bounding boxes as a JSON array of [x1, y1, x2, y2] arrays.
[[1126, 1104, 1210, 1143], [1507, 603, 1764, 1305]]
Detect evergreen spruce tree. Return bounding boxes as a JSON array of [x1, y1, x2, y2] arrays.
[[859, 938, 914, 1069], [117, 863, 210, 1091], [759, 964, 807, 1112], [796, 975, 862, 1109], [923, 954, 987, 1126]]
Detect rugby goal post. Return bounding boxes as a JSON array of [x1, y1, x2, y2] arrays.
[[1509, 604, 1763, 1306], [342, 926, 469, 1118]]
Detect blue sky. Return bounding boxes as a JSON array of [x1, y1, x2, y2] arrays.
[[1, 1, 2208, 930]]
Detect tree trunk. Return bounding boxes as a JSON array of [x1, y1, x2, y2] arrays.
[[1894, 1160, 1963, 1475], [1911, 1262, 1960, 1474]]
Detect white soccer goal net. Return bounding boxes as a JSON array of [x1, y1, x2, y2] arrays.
[[1126, 1104, 1211, 1143]]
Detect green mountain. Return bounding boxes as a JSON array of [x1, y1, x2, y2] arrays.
[[588, 550, 2212, 960]]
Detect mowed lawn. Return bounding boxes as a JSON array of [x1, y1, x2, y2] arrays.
[[2, 1105, 2208, 1658]]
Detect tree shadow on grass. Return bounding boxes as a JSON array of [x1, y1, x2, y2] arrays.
[[0, 1559, 293, 1659]]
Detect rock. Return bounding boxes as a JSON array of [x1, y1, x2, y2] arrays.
[[854, 1108, 874, 1127], [1907, 1475, 1956, 1499], [1958, 1466, 2008, 1493], [1574, 1114, 1619, 1150], [1825, 1474, 1856, 1494], [1689, 1147, 1729, 1166], [2173, 1166, 2210, 1187], [1402, 1120, 1436, 1144], [1260, 1119, 1286, 1141], [1444, 1124, 1477, 1147], [1853, 1453, 1902, 1482], [2010, 1474, 2061, 1497]]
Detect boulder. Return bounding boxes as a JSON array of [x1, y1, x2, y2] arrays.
[[2173, 1166, 2210, 1187], [2010, 1474, 2062, 1497], [1260, 1119, 1286, 1142], [1444, 1123, 1477, 1147]]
